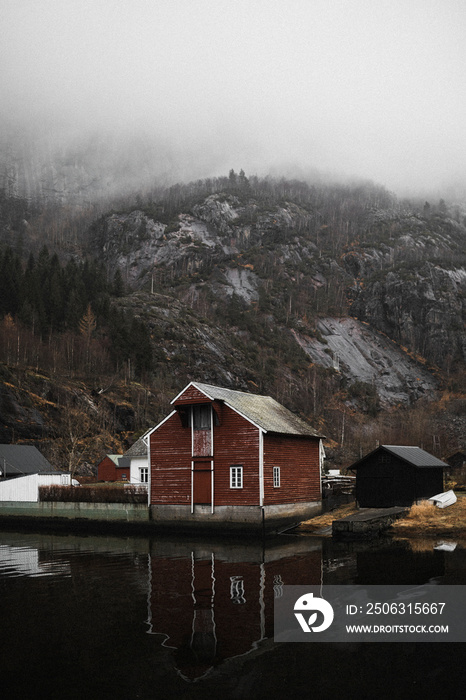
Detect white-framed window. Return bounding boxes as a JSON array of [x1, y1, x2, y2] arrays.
[[273, 466, 281, 488], [139, 467, 148, 483], [230, 465, 243, 488]]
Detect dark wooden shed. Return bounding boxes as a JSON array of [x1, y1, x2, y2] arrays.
[[350, 445, 446, 508]]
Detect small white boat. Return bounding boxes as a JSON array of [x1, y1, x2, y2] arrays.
[[428, 490, 457, 508], [434, 541, 457, 552]]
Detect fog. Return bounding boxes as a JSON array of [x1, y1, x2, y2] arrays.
[[2, 0, 466, 196]]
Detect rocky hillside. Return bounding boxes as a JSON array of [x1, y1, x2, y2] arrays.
[[1, 172, 465, 468], [89, 178, 466, 381], [346, 210, 466, 369]]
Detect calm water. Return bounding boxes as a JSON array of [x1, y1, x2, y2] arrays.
[[1, 528, 466, 700]]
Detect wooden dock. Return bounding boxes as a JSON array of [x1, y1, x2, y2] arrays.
[[332, 506, 409, 538]]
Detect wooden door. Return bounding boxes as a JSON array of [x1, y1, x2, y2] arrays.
[[193, 461, 212, 504]]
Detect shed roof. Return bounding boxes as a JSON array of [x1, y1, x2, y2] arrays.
[[173, 382, 323, 438], [352, 445, 447, 469], [0, 445, 56, 477], [383, 445, 447, 467]]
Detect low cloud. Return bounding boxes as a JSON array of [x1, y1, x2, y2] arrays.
[[2, 0, 466, 197]]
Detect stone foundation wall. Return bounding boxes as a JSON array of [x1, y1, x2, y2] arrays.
[[150, 501, 321, 534], [0, 499, 321, 535], [0, 501, 149, 522]]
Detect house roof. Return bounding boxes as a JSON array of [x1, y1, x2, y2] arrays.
[[352, 445, 448, 469], [173, 382, 324, 438], [0, 445, 56, 477], [124, 436, 148, 457]]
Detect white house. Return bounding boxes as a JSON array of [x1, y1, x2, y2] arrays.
[[0, 472, 75, 502], [125, 434, 150, 486], [0, 444, 75, 502]]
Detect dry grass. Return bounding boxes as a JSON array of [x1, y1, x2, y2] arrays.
[[298, 496, 466, 537], [298, 503, 359, 531], [391, 496, 466, 536]]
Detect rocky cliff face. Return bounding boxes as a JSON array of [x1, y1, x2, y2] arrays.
[[350, 262, 466, 369], [345, 213, 466, 369], [88, 188, 466, 411], [292, 317, 437, 407]]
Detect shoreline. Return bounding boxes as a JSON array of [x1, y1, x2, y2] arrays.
[[297, 496, 466, 539]]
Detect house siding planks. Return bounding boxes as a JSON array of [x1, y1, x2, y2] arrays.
[[211, 405, 260, 506], [263, 434, 321, 505], [173, 384, 212, 405], [151, 412, 192, 505]]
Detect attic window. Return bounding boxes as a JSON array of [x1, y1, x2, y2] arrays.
[[193, 404, 211, 430], [378, 454, 391, 464]]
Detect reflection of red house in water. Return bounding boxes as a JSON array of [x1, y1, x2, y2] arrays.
[[147, 542, 322, 681], [148, 382, 324, 534]]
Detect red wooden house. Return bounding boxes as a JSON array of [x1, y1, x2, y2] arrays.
[[148, 382, 324, 534], [97, 454, 130, 482]]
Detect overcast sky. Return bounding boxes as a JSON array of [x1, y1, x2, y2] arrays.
[[2, 0, 466, 195]]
